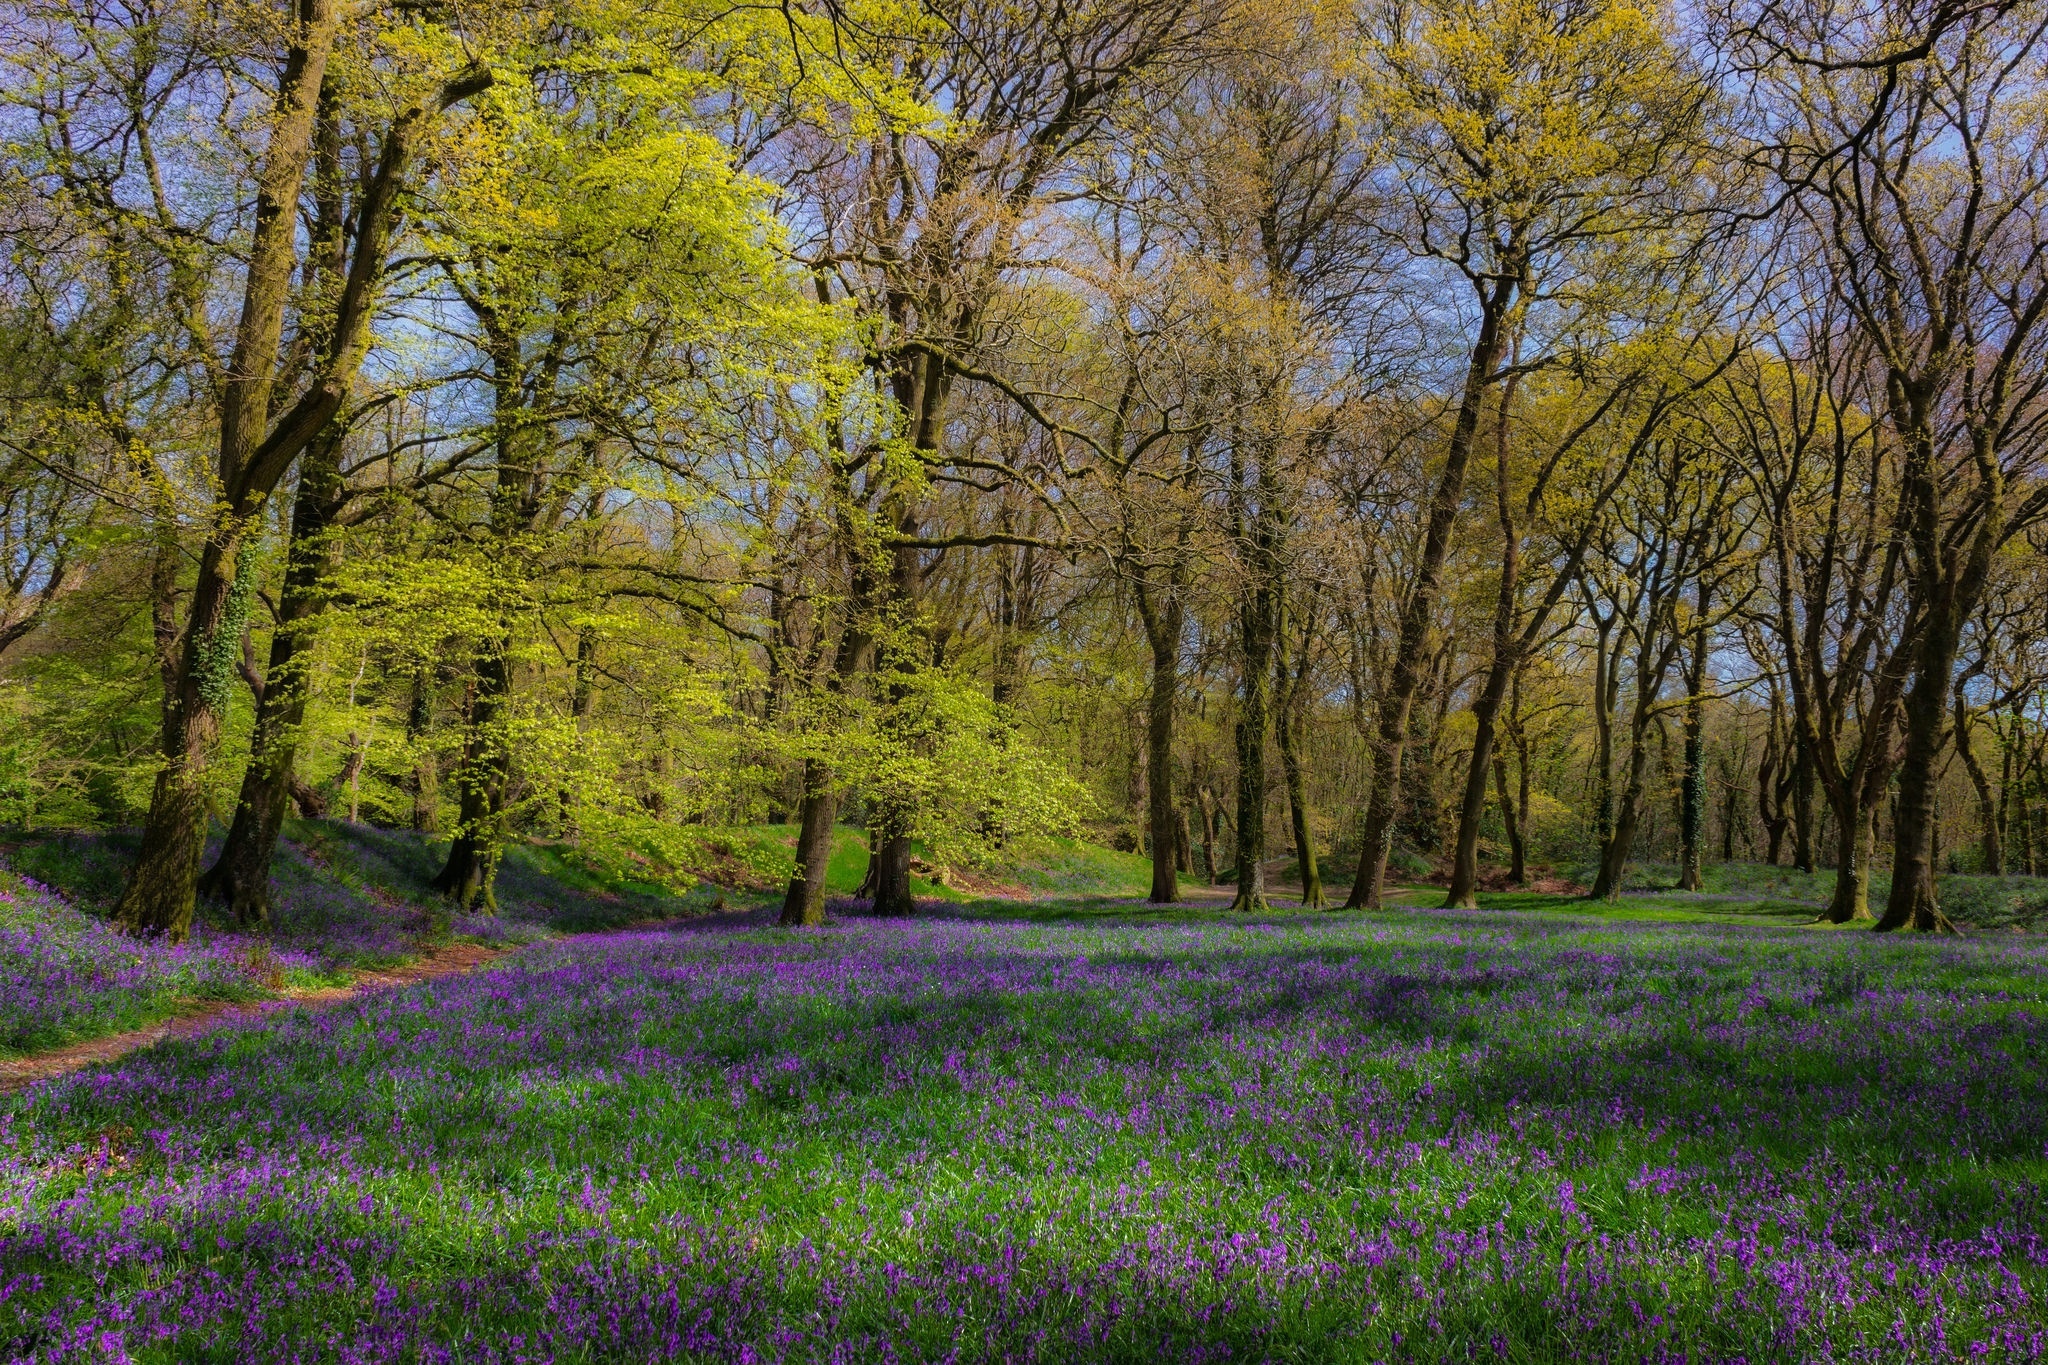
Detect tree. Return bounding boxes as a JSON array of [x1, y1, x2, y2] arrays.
[[1741, 0, 2048, 929], [109, 2, 500, 939], [1346, 0, 1715, 907], [776, 0, 1217, 916]]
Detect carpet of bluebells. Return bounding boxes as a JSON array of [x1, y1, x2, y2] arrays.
[[0, 872, 318, 1054], [3, 909, 2047, 1362]]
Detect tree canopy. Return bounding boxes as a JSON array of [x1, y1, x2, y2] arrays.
[[4, 0, 2048, 935]]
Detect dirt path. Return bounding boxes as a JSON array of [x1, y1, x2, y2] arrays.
[[0, 941, 509, 1096]]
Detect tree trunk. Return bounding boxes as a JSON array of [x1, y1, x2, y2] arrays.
[[1721, 778, 1738, 863], [432, 645, 511, 911], [1678, 624, 1708, 892], [115, 2, 341, 941], [1139, 590, 1183, 904], [1758, 723, 1788, 866], [1954, 692, 2000, 876], [1232, 577, 1276, 912], [1271, 590, 1324, 909], [1592, 713, 1655, 899], [1876, 658, 1960, 932], [197, 424, 346, 926], [1492, 755, 1524, 885], [1822, 804, 1875, 923], [854, 825, 879, 899], [1231, 713, 1270, 910], [1277, 706, 1322, 908], [1448, 370, 1526, 909], [1590, 607, 1618, 854], [1348, 274, 1516, 909], [406, 666, 437, 832], [1791, 738, 1818, 874], [1195, 787, 1218, 884], [780, 760, 838, 926], [1447, 667, 1509, 908], [117, 17, 489, 938], [340, 736, 365, 823], [871, 833, 916, 915]]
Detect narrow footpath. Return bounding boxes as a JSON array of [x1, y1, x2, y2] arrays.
[[0, 941, 509, 1095]]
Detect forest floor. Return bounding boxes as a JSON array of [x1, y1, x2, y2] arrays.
[[4, 891, 2046, 1361], [6, 835, 2048, 1360]]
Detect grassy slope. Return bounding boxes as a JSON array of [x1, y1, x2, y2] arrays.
[[0, 822, 723, 1057]]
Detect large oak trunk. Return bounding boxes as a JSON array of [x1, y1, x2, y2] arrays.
[[1877, 658, 1960, 932], [870, 833, 916, 916], [1231, 582, 1275, 912], [1145, 640, 1180, 904], [780, 761, 838, 926], [432, 646, 511, 911], [1822, 806, 1874, 923], [115, 1, 341, 941], [198, 427, 346, 926]]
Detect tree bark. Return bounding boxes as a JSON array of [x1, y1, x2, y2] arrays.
[[406, 666, 437, 832], [1448, 662, 1512, 907], [1492, 754, 1524, 885], [871, 832, 916, 915], [1194, 785, 1218, 884], [118, 21, 491, 938], [1593, 730, 1653, 899], [196, 424, 346, 925], [780, 759, 840, 926], [1447, 371, 1526, 908], [1791, 732, 1818, 874], [1823, 804, 1875, 923], [1954, 689, 2000, 876], [778, 588, 873, 926], [1135, 582, 1184, 904], [1272, 589, 1323, 908], [1877, 652, 1961, 932], [1678, 621, 1708, 892], [1231, 493, 1279, 912], [1231, 651, 1272, 911], [1276, 700, 1322, 908], [432, 645, 511, 912], [200, 83, 352, 919], [1589, 599, 1620, 855], [1877, 389, 1995, 933]]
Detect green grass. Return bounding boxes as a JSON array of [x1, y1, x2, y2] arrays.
[[716, 825, 1153, 902], [971, 833, 1155, 896], [5, 900, 2046, 1359], [1374, 862, 2048, 932]]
